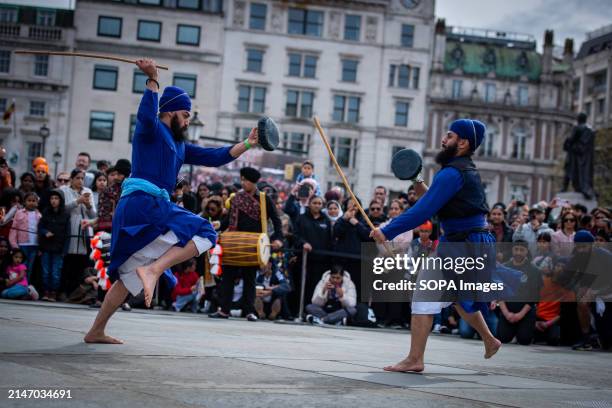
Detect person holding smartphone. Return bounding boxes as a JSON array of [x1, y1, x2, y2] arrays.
[[59, 169, 97, 298]]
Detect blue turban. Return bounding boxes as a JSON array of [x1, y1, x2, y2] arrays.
[[159, 86, 191, 113], [449, 119, 486, 152]]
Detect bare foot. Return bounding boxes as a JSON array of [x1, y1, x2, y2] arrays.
[[136, 265, 159, 308], [84, 332, 124, 344], [484, 337, 502, 359], [383, 356, 424, 373]]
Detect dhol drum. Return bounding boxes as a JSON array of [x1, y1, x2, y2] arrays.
[[218, 231, 270, 267]]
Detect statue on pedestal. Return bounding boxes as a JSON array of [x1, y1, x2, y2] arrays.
[[563, 113, 595, 199]]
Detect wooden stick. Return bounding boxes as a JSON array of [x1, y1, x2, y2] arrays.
[[14, 50, 169, 70], [312, 117, 394, 255]]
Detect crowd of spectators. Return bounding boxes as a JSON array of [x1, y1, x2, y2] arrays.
[[0, 153, 610, 352]]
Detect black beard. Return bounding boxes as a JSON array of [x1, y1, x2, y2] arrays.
[[435, 143, 458, 165], [171, 115, 188, 142]]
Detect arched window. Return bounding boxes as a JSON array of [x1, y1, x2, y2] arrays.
[[478, 124, 497, 157], [511, 125, 529, 160]]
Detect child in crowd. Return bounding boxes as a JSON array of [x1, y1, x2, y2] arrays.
[[295, 160, 321, 196], [9, 192, 41, 279], [171, 258, 203, 313], [0, 188, 23, 237], [1, 249, 37, 300], [38, 190, 70, 302]]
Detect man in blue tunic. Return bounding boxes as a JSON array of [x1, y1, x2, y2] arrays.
[[370, 119, 502, 372], [85, 59, 258, 344]]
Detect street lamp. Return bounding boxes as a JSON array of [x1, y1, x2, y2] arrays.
[[187, 111, 205, 184], [52, 148, 62, 178], [39, 124, 50, 157]]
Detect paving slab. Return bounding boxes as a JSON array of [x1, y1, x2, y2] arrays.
[[1, 300, 610, 408]]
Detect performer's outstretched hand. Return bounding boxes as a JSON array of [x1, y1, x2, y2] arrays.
[[247, 127, 259, 147], [370, 228, 386, 243]]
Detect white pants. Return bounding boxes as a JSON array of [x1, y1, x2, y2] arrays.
[[118, 230, 213, 296], [411, 301, 453, 315]]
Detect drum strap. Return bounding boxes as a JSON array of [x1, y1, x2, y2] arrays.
[[259, 191, 267, 233]]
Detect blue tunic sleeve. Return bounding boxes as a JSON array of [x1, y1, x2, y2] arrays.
[[381, 167, 464, 240], [136, 89, 159, 139], [184, 144, 235, 167]]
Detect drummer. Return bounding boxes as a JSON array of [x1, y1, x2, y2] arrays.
[[209, 167, 283, 321], [84, 58, 258, 344]]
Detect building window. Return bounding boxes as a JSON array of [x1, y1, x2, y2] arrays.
[[331, 136, 356, 168], [389, 64, 418, 89], [394, 101, 409, 127], [202, 0, 223, 13], [173, 74, 197, 97], [341, 59, 358, 82], [333, 95, 360, 123], [234, 127, 252, 142], [0, 50, 10, 73], [176, 24, 200, 46], [288, 8, 323, 37], [237, 85, 266, 113], [29, 101, 45, 117], [398, 65, 410, 87], [98, 16, 122, 38], [27, 142, 43, 167], [138, 0, 162, 5], [288, 53, 317, 78], [478, 125, 497, 157], [177, 0, 200, 9], [452, 79, 463, 99], [485, 83, 496, 103], [137, 20, 162, 42], [129, 114, 137, 143], [93, 65, 118, 91], [33, 55, 48, 76], [282, 132, 310, 155], [36, 9, 56, 26], [249, 3, 267, 30], [510, 184, 529, 203], [133, 70, 147, 93], [591, 70, 607, 93], [246, 49, 264, 73], [0, 7, 18, 23], [285, 90, 314, 118], [344, 14, 361, 41], [511, 126, 528, 160], [89, 111, 115, 141], [597, 98, 605, 115], [401, 24, 414, 47], [518, 85, 528, 106], [0, 98, 6, 112]]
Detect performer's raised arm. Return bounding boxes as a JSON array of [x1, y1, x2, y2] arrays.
[[135, 58, 160, 136]]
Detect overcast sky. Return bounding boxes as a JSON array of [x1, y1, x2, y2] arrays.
[[9, 0, 612, 50], [436, 0, 611, 50]]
